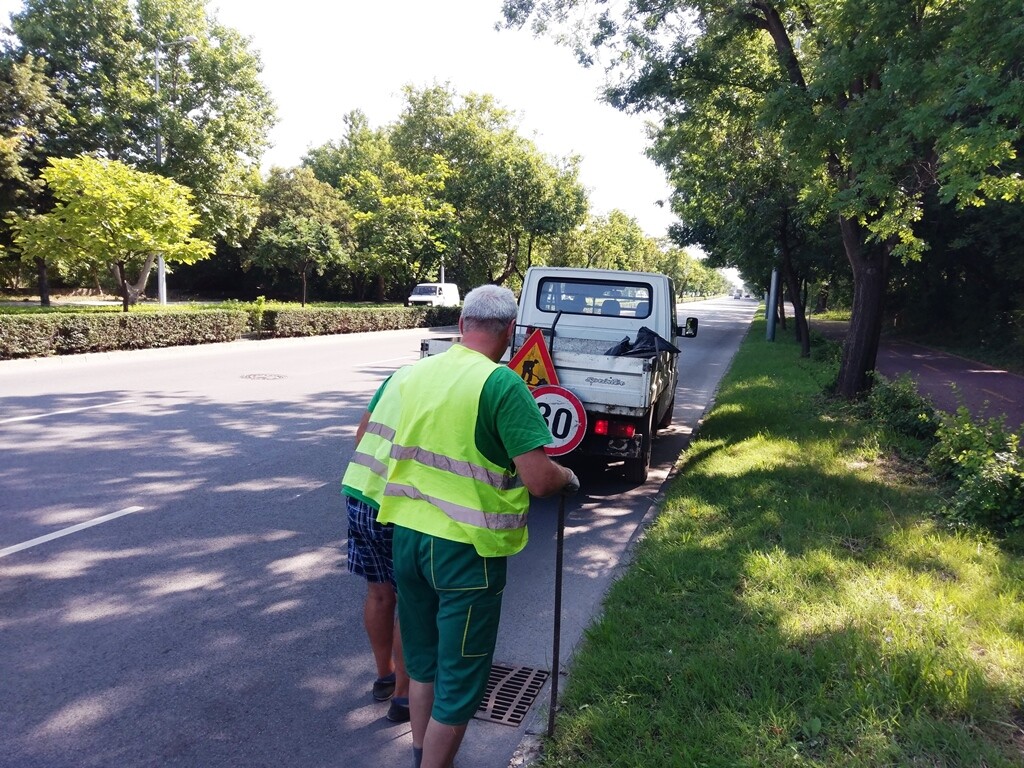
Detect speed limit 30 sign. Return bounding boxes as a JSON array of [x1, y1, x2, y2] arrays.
[[532, 385, 587, 456]]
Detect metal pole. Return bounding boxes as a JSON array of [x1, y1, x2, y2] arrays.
[[766, 268, 779, 341], [547, 493, 566, 738], [152, 36, 195, 305], [154, 45, 167, 305], [440, 256, 445, 284]]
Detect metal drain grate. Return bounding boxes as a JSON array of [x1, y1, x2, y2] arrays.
[[474, 663, 550, 726], [241, 373, 285, 380]]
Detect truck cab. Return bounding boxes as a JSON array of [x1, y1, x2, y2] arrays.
[[523, 268, 680, 345]]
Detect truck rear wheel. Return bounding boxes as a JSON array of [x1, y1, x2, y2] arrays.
[[624, 415, 652, 483]]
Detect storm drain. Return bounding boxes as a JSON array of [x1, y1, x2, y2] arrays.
[[474, 663, 550, 726], [241, 373, 285, 380]]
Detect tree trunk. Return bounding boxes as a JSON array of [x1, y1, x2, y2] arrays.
[[815, 282, 829, 313], [115, 262, 130, 312], [35, 256, 50, 307], [301, 267, 308, 307], [836, 215, 889, 398], [109, 254, 157, 310], [778, 241, 810, 357]]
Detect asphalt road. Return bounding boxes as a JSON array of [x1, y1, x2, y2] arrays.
[[0, 298, 758, 768]]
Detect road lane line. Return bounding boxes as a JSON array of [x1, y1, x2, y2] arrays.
[[357, 355, 419, 366], [0, 399, 136, 425], [0, 506, 145, 559], [982, 388, 1013, 403]]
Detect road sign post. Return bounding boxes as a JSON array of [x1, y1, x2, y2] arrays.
[[530, 384, 586, 738], [548, 491, 566, 738]]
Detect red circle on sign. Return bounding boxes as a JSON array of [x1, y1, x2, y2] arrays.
[[532, 385, 587, 456]]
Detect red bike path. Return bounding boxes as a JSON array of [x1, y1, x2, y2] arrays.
[[810, 319, 1023, 434]]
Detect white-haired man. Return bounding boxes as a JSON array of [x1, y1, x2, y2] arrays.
[[377, 284, 579, 768]]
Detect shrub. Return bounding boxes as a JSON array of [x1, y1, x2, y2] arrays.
[[0, 315, 61, 358], [929, 407, 1023, 531], [0, 302, 462, 357], [0, 310, 249, 358], [867, 373, 939, 440], [263, 305, 460, 337]]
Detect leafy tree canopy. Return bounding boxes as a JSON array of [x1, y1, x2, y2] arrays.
[[9, 154, 212, 309], [504, 0, 1024, 395], [310, 85, 588, 294], [2, 0, 276, 244], [245, 166, 352, 305]]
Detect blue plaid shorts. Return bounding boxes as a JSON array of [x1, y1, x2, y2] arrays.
[[346, 495, 395, 587]]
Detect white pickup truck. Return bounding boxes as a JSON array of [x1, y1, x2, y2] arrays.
[[421, 266, 698, 482]]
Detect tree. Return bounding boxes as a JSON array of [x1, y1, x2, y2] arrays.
[[653, 91, 835, 355], [10, 155, 212, 310], [307, 90, 587, 296], [3, 0, 275, 246], [389, 85, 587, 288], [306, 112, 456, 301], [342, 158, 455, 301], [0, 54, 67, 301], [245, 167, 351, 306], [544, 209, 658, 272], [504, 0, 1024, 397]]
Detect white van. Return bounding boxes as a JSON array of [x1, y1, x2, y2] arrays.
[[406, 282, 461, 307]]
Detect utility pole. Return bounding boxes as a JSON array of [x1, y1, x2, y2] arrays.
[[153, 35, 198, 305]]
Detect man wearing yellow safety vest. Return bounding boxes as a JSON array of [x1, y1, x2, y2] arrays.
[[376, 284, 580, 768]]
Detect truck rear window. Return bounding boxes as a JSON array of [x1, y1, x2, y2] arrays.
[[536, 278, 652, 319]]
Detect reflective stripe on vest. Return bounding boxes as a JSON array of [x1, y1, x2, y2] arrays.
[[385, 482, 526, 530], [378, 345, 530, 557], [389, 444, 525, 492]]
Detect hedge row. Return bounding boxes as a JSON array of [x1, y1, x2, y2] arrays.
[[262, 305, 461, 337], [0, 304, 463, 359], [0, 310, 250, 359]]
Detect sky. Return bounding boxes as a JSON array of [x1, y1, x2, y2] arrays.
[[0, 0, 679, 238]]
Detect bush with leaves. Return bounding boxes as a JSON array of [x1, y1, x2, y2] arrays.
[[867, 373, 939, 440], [928, 407, 1023, 531]]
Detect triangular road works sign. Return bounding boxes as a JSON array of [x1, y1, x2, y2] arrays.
[[508, 329, 559, 388]]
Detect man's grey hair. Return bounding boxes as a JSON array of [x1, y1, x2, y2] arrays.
[[461, 284, 518, 336]]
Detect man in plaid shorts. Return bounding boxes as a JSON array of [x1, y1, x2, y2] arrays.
[[342, 373, 411, 722]]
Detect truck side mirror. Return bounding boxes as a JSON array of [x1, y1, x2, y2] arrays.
[[682, 316, 698, 337]]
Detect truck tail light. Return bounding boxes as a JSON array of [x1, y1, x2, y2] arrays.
[[591, 419, 635, 438]]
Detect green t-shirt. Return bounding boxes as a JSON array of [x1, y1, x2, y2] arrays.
[[474, 365, 553, 469]]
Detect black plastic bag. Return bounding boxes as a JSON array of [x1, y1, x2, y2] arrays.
[[604, 336, 632, 356], [606, 326, 681, 357]]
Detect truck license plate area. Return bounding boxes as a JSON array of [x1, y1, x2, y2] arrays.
[[581, 434, 642, 459]]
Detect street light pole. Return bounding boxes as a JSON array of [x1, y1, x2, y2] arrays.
[[153, 35, 197, 305]]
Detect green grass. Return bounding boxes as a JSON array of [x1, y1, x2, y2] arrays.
[[542, 320, 1024, 767]]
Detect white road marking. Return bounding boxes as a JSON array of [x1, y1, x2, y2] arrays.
[[0, 399, 136, 425], [358, 355, 419, 366], [982, 388, 1013, 403], [0, 506, 145, 559]]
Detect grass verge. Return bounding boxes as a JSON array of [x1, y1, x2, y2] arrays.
[[542, 319, 1024, 767]]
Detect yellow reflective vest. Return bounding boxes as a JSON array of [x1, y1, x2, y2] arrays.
[[377, 345, 530, 557], [341, 366, 412, 507]]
